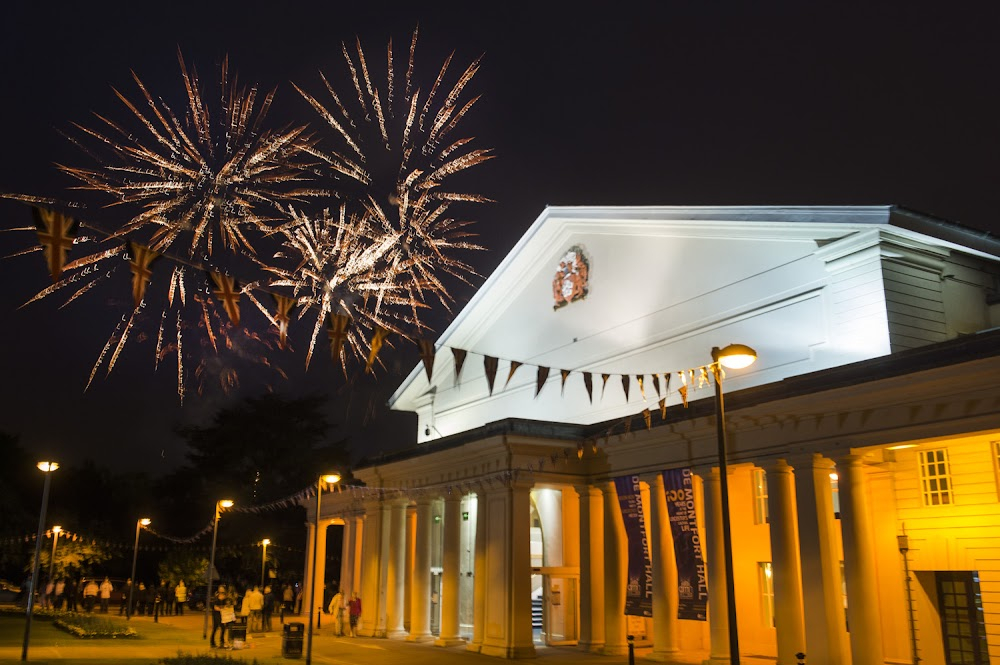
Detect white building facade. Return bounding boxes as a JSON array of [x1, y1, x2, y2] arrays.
[[303, 206, 1000, 664]]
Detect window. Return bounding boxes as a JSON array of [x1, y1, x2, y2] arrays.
[[752, 468, 769, 525], [758, 562, 774, 628], [919, 449, 953, 506], [830, 472, 841, 518]]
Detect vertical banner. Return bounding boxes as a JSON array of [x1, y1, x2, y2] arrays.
[[661, 468, 708, 620], [613, 475, 653, 617]]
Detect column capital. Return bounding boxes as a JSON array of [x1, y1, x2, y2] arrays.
[[786, 451, 836, 471], [574, 483, 603, 498], [762, 458, 795, 475]]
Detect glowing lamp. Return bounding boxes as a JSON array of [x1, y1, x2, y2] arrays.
[[140, 518, 151, 526], [37, 462, 59, 472], [219, 499, 234, 508], [713, 344, 758, 370], [322, 473, 341, 484]]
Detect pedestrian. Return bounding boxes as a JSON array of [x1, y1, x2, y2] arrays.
[[153, 582, 163, 620], [143, 581, 156, 616], [174, 580, 187, 616], [53, 578, 65, 610], [165, 580, 175, 616], [211, 585, 233, 649], [282, 583, 294, 615], [348, 592, 361, 637], [82, 579, 99, 612], [120, 580, 133, 616], [65, 577, 78, 612], [294, 584, 303, 614], [99, 577, 113, 613], [262, 585, 274, 631], [41, 578, 53, 609], [327, 587, 344, 636], [247, 585, 264, 632]]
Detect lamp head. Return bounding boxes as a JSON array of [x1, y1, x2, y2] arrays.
[[713, 344, 757, 370], [37, 461, 59, 472], [321, 473, 342, 485], [219, 499, 234, 509], [139, 518, 151, 526], [52, 525, 62, 533], [262, 538, 271, 546]]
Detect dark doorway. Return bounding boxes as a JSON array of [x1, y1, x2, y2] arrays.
[[934, 571, 989, 665]]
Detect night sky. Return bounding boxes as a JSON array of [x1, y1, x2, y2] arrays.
[[1, 2, 998, 474]]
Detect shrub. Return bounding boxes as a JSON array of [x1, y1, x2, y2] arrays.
[[159, 653, 260, 664], [52, 613, 137, 638]]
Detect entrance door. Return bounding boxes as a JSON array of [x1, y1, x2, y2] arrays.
[[935, 571, 990, 665]]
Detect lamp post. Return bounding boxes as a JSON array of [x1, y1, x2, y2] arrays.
[[128, 518, 151, 620], [306, 473, 341, 665], [46, 526, 62, 588], [260, 539, 271, 588], [711, 343, 757, 665], [22, 461, 59, 662], [203, 499, 234, 640]]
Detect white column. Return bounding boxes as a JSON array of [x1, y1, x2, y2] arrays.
[[467, 490, 487, 653], [765, 460, 806, 665], [839, 454, 884, 665], [407, 497, 434, 641], [312, 521, 329, 619], [601, 481, 628, 656], [793, 454, 847, 665], [359, 499, 385, 637], [576, 484, 605, 653], [386, 498, 409, 638], [339, 518, 354, 597], [351, 516, 363, 599], [648, 473, 680, 660], [436, 492, 466, 646], [702, 467, 731, 664]]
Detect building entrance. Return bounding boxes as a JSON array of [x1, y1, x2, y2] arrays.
[[934, 571, 989, 665]]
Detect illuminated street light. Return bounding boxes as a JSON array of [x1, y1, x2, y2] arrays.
[[711, 344, 757, 665], [260, 539, 271, 588], [306, 473, 341, 665], [46, 526, 62, 587], [22, 461, 59, 661], [127, 518, 151, 619], [203, 499, 235, 640]]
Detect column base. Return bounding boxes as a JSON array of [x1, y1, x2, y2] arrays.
[[579, 641, 606, 653], [480, 643, 536, 658], [702, 658, 731, 665], [602, 645, 629, 656], [387, 629, 408, 639], [407, 632, 435, 643], [465, 642, 483, 653], [647, 649, 682, 661], [434, 636, 467, 647]]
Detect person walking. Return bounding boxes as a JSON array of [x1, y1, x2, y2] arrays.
[[246, 585, 264, 632], [82, 579, 99, 612], [65, 577, 78, 612], [174, 580, 187, 616], [282, 583, 294, 617], [165, 581, 175, 616], [262, 585, 274, 631], [98, 577, 113, 613], [54, 578, 66, 610], [210, 585, 232, 648], [348, 592, 361, 637], [327, 587, 344, 636], [119, 580, 132, 616]]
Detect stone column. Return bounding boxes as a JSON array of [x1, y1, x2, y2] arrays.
[[304, 520, 329, 620], [407, 497, 434, 642], [701, 467, 730, 664], [339, 518, 354, 598], [386, 498, 409, 638], [648, 473, 680, 659], [467, 490, 487, 653], [359, 499, 386, 637], [602, 481, 628, 656], [793, 454, 847, 665], [765, 460, 806, 665], [436, 492, 466, 646], [351, 516, 364, 599], [577, 484, 605, 653], [839, 454, 884, 665]]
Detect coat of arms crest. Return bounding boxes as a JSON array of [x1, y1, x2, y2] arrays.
[[552, 246, 589, 310]]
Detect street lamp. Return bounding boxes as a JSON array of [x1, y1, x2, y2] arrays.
[[203, 499, 234, 640], [128, 518, 151, 620], [46, 526, 62, 588], [22, 461, 59, 662], [711, 344, 757, 665], [260, 539, 271, 588], [306, 473, 341, 665]]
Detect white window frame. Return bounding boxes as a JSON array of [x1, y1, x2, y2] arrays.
[[758, 562, 775, 628], [919, 448, 953, 506], [752, 468, 769, 525]]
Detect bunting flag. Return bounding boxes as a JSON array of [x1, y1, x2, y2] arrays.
[[128, 243, 159, 306], [452, 348, 467, 385], [663, 372, 671, 396], [659, 397, 667, 419], [637, 375, 646, 400], [560, 369, 571, 395], [679, 384, 689, 408], [273, 294, 295, 349], [33, 207, 77, 282], [504, 360, 523, 389], [643, 408, 652, 430], [652, 373, 661, 398], [601, 373, 611, 399], [365, 325, 390, 373], [484, 355, 499, 394], [622, 375, 630, 401], [699, 366, 710, 389], [210, 272, 241, 325], [327, 312, 352, 360], [418, 339, 436, 382], [583, 372, 593, 403], [535, 366, 550, 397]]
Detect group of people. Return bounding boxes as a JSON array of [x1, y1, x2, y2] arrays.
[[209, 584, 280, 648], [326, 588, 362, 637], [34, 576, 113, 613], [118, 579, 188, 617]]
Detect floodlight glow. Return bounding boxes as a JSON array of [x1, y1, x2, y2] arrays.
[[220, 499, 234, 508], [52, 526, 62, 533], [322, 473, 342, 484], [37, 461, 59, 472], [715, 344, 758, 370], [140, 518, 151, 526]]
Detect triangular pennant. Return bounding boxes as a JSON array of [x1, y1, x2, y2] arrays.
[[535, 366, 550, 398], [642, 408, 652, 430], [327, 312, 352, 360], [128, 243, 159, 307], [33, 207, 78, 282], [664, 372, 671, 396], [365, 325, 390, 373], [210, 272, 241, 325], [583, 372, 593, 403], [418, 339, 436, 382], [679, 384, 689, 408], [621, 375, 630, 401], [637, 375, 646, 400], [659, 397, 667, 419], [560, 369, 571, 395], [452, 348, 467, 385], [652, 373, 661, 398], [504, 361, 523, 389], [601, 373, 610, 399], [273, 294, 296, 349], [699, 366, 710, 389], [484, 355, 499, 395]]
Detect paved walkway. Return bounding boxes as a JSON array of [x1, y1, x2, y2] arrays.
[[1, 610, 779, 664]]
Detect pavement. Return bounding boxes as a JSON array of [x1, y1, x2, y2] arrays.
[[0, 609, 779, 664]]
